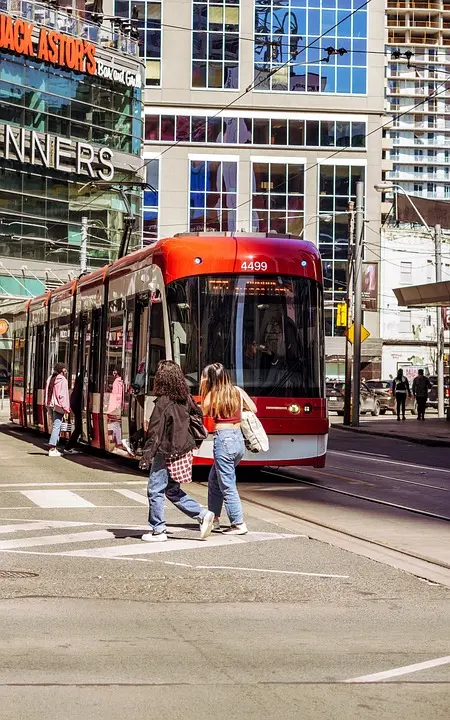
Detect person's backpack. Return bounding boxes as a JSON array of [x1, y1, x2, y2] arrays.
[[237, 388, 269, 454]]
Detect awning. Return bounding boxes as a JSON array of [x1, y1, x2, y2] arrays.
[[393, 281, 450, 308]]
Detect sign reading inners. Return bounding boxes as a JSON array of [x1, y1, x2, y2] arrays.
[[0, 125, 114, 181], [0, 13, 141, 87]]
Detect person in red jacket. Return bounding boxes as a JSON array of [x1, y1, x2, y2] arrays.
[[45, 363, 70, 457]]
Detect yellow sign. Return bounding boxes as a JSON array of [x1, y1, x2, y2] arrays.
[[0, 319, 9, 335], [336, 303, 347, 328], [346, 323, 370, 345]]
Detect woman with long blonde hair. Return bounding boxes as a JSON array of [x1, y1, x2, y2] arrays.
[[200, 363, 256, 535]]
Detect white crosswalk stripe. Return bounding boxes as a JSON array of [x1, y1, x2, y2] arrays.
[[21, 490, 96, 508], [0, 518, 300, 561], [113, 489, 147, 504]]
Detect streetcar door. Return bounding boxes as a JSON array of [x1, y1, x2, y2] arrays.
[[33, 325, 45, 430], [25, 328, 36, 428], [127, 292, 149, 451], [79, 313, 91, 442], [88, 308, 102, 447]]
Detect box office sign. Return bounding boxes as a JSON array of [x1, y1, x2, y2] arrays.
[[1, 124, 114, 181], [0, 13, 141, 87]]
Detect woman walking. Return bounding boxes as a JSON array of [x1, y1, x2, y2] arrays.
[[201, 362, 257, 535], [142, 360, 214, 543], [392, 368, 411, 421], [45, 362, 70, 457]]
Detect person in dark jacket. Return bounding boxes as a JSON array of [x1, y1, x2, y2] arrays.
[[141, 360, 214, 543], [392, 368, 411, 421], [65, 373, 83, 453], [412, 369, 430, 421]]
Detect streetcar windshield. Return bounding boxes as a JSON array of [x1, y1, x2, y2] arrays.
[[166, 275, 324, 398]]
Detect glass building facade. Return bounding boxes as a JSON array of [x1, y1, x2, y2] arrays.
[[115, 0, 162, 86], [0, 4, 145, 273]]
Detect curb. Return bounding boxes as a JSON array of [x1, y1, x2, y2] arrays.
[[331, 422, 450, 448]]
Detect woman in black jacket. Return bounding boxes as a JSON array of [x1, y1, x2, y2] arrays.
[[141, 360, 214, 543]]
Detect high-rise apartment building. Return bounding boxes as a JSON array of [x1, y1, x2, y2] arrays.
[[113, 0, 386, 376], [385, 0, 450, 200]]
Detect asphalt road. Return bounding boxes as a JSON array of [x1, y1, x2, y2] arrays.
[[0, 421, 449, 719]]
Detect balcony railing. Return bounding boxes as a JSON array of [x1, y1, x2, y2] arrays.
[[0, 0, 139, 58]]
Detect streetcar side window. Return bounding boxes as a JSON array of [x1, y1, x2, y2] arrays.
[[166, 279, 199, 391], [105, 299, 125, 396], [48, 315, 71, 373], [13, 330, 25, 388], [148, 295, 166, 391]]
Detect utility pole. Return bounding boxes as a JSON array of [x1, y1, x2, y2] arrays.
[[80, 216, 88, 275], [343, 201, 354, 426], [435, 223, 445, 418], [351, 181, 364, 426]]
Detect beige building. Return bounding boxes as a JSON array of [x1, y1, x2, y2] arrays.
[[111, 0, 386, 375]]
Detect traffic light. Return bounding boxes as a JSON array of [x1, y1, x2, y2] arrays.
[[336, 303, 347, 328]]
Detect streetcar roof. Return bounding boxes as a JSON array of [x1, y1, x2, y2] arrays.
[[9, 233, 322, 315]]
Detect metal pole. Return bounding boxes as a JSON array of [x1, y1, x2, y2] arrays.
[[80, 216, 88, 275], [351, 181, 364, 426], [343, 201, 354, 426], [435, 224, 444, 418]]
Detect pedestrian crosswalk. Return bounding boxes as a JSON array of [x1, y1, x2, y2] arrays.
[[0, 487, 148, 509], [0, 519, 299, 561]]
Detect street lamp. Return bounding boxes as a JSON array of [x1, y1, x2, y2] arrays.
[[374, 181, 445, 418], [298, 214, 332, 238]]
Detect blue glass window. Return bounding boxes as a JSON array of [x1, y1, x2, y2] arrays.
[[251, 162, 304, 235], [319, 163, 365, 336], [189, 160, 238, 231], [143, 161, 159, 245], [115, 1, 162, 86], [192, 1, 240, 89], [254, 0, 367, 94]]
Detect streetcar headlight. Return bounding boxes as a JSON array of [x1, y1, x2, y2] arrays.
[[303, 404, 312, 414], [300, 260, 307, 267], [194, 257, 203, 265], [288, 404, 300, 414]]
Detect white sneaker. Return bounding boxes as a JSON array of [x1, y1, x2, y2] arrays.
[[199, 510, 215, 540], [222, 522, 248, 536], [49, 448, 62, 457], [141, 531, 168, 542]]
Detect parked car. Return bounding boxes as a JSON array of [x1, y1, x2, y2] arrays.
[[364, 379, 416, 415], [326, 381, 380, 416], [427, 375, 450, 410]]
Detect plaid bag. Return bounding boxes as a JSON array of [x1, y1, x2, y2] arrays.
[[166, 450, 193, 484]]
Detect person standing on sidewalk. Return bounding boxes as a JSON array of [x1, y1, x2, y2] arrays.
[[45, 363, 70, 457], [412, 369, 430, 421], [392, 369, 411, 422], [141, 360, 214, 543]]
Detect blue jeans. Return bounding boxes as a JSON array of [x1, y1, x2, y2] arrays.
[[147, 453, 208, 533], [208, 428, 245, 525], [49, 409, 64, 447]]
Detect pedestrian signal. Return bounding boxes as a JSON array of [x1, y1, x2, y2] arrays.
[[336, 303, 347, 327]]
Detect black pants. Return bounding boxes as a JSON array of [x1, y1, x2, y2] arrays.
[[66, 417, 82, 450], [395, 393, 406, 418], [416, 397, 427, 419]]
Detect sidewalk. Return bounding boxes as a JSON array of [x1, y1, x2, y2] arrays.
[[332, 416, 450, 447]]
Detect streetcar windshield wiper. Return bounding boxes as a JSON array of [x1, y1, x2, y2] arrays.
[[266, 357, 303, 397]]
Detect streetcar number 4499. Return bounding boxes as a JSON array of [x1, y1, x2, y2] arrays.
[[241, 261, 267, 271]]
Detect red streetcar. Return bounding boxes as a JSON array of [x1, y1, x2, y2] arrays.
[[9, 233, 328, 467]]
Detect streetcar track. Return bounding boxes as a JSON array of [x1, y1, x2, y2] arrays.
[[329, 450, 450, 475], [224, 477, 450, 572], [323, 465, 450, 493], [261, 469, 450, 524]]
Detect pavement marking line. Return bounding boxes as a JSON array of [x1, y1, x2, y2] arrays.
[[0, 530, 115, 550], [114, 489, 148, 504], [345, 655, 450, 683], [21, 490, 96, 508], [326, 464, 450, 492], [163, 561, 347, 578], [0, 481, 146, 489], [0, 505, 147, 510], [329, 450, 450, 475], [0, 521, 93, 534], [59, 531, 300, 558]]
